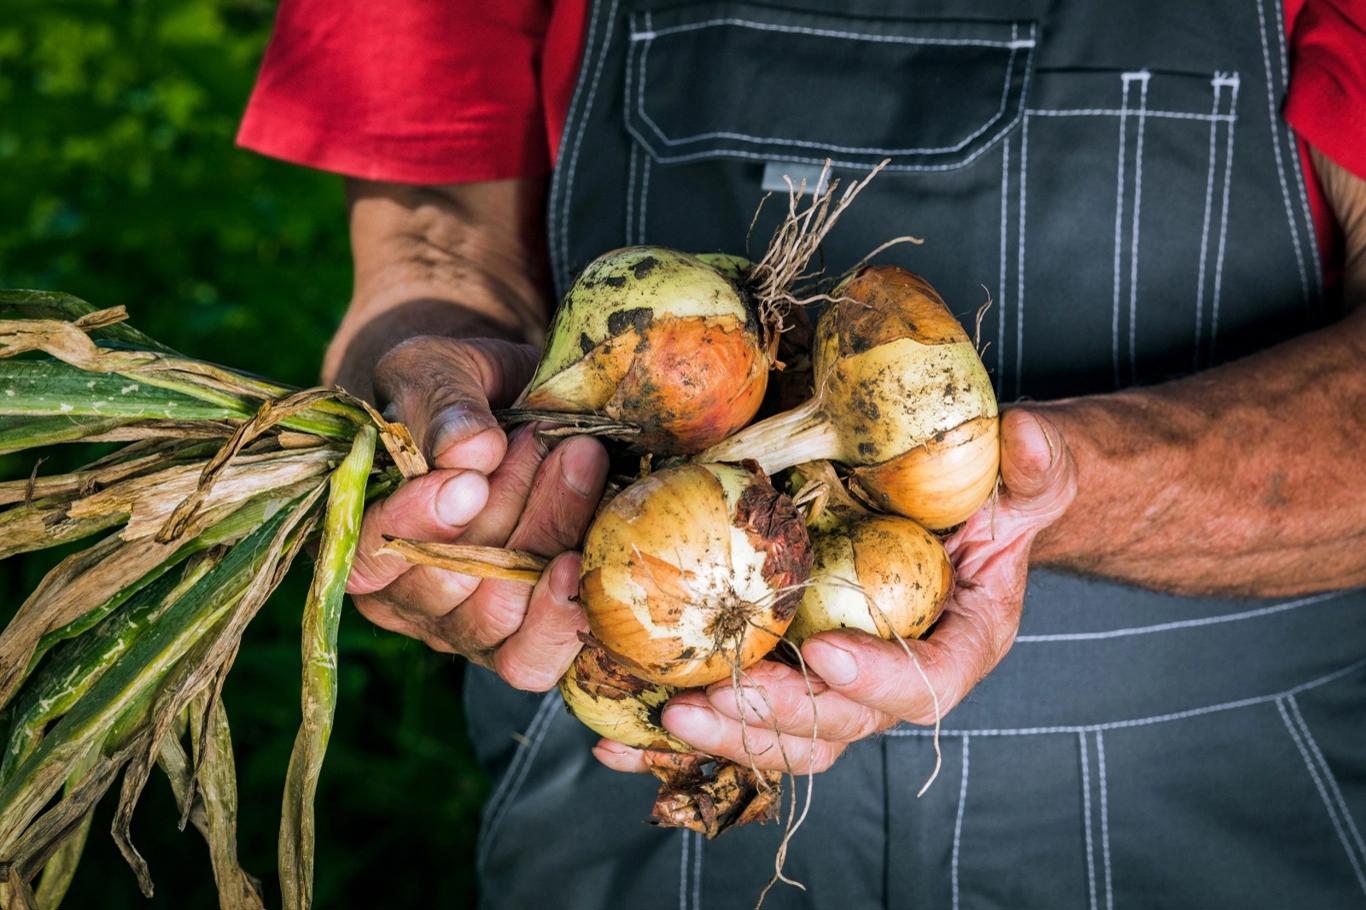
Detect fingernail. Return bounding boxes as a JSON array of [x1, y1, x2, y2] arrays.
[[435, 472, 487, 527], [559, 439, 604, 498], [429, 405, 498, 457], [595, 740, 632, 756], [551, 555, 582, 606], [806, 640, 858, 686], [662, 703, 718, 741]]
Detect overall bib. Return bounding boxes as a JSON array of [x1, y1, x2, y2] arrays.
[[465, 2, 1366, 907]]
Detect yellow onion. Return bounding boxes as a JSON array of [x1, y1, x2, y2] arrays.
[[702, 266, 999, 529], [580, 462, 812, 687], [558, 642, 688, 751], [511, 247, 768, 454], [784, 462, 953, 647]]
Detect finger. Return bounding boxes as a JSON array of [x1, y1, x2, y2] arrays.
[[427, 435, 607, 650], [347, 470, 490, 595], [703, 660, 885, 743], [592, 739, 653, 774], [458, 423, 550, 547], [492, 553, 588, 691], [351, 591, 460, 654], [661, 692, 846, 774], [375, 337, 540, 472], [946, 409, 1076, 562], [802, 572, 1028, 727], [504, 435, 609, 554]]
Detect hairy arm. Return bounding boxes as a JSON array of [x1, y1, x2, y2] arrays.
[[1033, 148, 1366, 597]]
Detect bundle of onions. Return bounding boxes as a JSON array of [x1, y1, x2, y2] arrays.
[[506, 247, 769, 454], [784, 462, 953, 647], [702, 266, 999, 530], [580, 461, 812, 686]]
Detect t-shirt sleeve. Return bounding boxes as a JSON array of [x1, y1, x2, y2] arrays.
[[236, 0, 553, 184], [1285, 0, 1366, 180]]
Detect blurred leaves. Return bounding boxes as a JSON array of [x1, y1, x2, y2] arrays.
[[0, 0, 347, 386], [0, 1, 488, 906]]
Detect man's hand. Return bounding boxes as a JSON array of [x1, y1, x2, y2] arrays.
[[346, 335, 609, 692], [593, 409, 1076, 773]]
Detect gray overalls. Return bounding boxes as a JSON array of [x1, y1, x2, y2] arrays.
[[466, 1, 1366, 906]]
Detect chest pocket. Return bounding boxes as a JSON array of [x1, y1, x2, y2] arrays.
[[624, 3, 1035, 172]]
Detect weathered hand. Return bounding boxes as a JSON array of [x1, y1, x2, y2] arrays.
[[346, 335, 609, 691], [594, 408, 1076, 773]]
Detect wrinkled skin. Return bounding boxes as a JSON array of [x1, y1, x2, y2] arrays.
[[593, 408, 1076, 774], [346, 336, 610, 691]]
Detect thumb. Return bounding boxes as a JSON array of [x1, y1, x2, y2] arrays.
[[998, 408, 1076, 517], [375, 337, 540, 473]]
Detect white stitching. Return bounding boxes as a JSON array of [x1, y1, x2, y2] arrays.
[[1026, 108, 1235, 121], [1014, 592, 1344, 643], [678, 828, 690, 910], [1097, 731, 1114, 910], [549, 0, 606, 289], [1111, 77, 1132, 390], [1255, 0, 1310, 307], [1287, 697, 1366, 870], [1211, 76, 1241, 362], [477, 692, 559, 870], [882, 654, 1366, 736], [1278, 698, 1366, 895], [639, 155, 652, 243], [1014, 114, 1028, 397], [951, 734, 970, 910], [1080, 733, 1098, 910], [630, 17, 1036, 48], [1194, 83, 1223, 371], [624, 33, 1035, 174], [1127, 75, 1149, 384], [634, 33, 1024, 154], [557, 0, 622, 287], [626, 142, 639, 246], [692, 829, 703, 910], [1272, 0, 1322, 301], [997, 133, 1010, 395]]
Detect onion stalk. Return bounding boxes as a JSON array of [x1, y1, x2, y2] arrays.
[[702, 266, 999, 529]]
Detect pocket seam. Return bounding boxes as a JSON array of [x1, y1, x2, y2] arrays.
[[631, 18, 1034, 156], [625, 10, 1036, 172]]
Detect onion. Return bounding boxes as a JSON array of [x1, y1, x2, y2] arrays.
[[510, 247, 769, 454], [581, 462, 811, 687], [558, 641, 688, 751], [701, 265, 999, 529], [784, 462, 953, 646]]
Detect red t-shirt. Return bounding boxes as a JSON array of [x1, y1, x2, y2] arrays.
[[237, 0, 1366, 270]]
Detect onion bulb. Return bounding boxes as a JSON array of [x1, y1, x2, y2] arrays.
[[558, 641, 688, 751], [511, 247, 768, 454], [580, 462, 812, 687], [702, 265, 999, 529], [784, 462, 953, 647]]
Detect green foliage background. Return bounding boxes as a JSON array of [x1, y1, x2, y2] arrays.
[[0, 0, 487, 905]]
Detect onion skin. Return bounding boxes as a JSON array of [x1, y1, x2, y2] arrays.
[[702, 265, 1000, 529], [514, 247, 768, 453], [558, 642, 688, 752], [787, 515, 953, 647], [580, 462, 811, 687]]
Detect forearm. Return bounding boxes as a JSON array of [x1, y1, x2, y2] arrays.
[[1030, 147, 1366, 599], [1030, 307, 1366, 597], [323, 177, 551, 399]]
